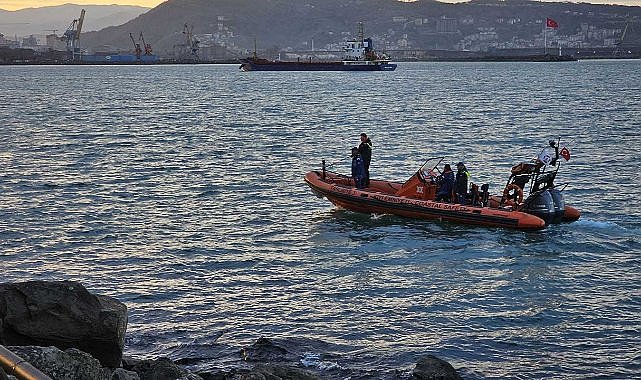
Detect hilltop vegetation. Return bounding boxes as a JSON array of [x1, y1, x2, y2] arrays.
[[52, 0, 641, 57]]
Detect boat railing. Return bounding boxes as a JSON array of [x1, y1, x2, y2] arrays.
[[0, 345, 52, 380]]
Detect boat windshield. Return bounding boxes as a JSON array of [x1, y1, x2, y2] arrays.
[[418, 157, 444, 182]]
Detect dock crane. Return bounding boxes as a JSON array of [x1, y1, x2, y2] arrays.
[[139, 32, 152, 55], [182, 23, 200, 60], [613, 17, 633, 57], [129, 32, 142, 59], [62, 8, 85, 61]]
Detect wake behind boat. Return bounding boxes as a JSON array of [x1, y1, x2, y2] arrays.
[[304, 142, 580, 231], [239, 23, 397, 72]]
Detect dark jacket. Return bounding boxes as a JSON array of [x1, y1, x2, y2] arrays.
[[436, 170, 455, 198], [455, 169, 470, 195], [358, 139, 372, 169], [351, 154, 366, 188]]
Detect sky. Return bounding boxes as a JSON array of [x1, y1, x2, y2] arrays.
[[1, 0, 639, 11]]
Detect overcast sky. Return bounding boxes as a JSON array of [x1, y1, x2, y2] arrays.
[[1, 0, 640, 11]]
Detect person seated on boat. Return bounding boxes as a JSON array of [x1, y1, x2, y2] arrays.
[[435, 164, 455, 202], [469, 183, 482, 206], [358, 133, 373, 187], [351, 147, 366, 189], [455, 162, 471, 204]]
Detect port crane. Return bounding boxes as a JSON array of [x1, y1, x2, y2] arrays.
[[139, 32, 152, 55], [62, 9, 85, 61], [613, 17, 634, 57], [129, 32, 142, 59], [182, 23, 200, 60]]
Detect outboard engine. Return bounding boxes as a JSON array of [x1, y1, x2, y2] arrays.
[[522, 191, 555, 225], [549, 188, 566, 223]]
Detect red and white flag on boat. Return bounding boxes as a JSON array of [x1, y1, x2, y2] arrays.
[[560, 146, 570, 161], [546, 18, 559, 28]]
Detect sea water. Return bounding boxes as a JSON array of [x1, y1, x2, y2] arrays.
[[1, 61, 640, 379]]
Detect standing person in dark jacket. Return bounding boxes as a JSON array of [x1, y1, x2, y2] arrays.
[[455, 162, 471, 204], [358, 133, 372, 187], [435, 164, 455, 202], [351, 147, 366, 189]]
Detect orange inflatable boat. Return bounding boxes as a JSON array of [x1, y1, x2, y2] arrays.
[[304, 156, 580, 231]]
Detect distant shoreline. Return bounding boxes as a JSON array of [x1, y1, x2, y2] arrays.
[[1, 55, 639, 66]]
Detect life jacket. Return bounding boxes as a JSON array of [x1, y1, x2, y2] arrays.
[[455, 170, 470, 194]]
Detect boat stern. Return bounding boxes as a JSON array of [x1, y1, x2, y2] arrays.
[[517, 212, 547, 230], [380, 63, 397, 71], [562, 205, 581, 222]]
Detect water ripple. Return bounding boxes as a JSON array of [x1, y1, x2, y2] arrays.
[[1, 62, 640, 378]]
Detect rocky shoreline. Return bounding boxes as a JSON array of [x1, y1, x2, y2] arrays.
[[0, 281, 462, 380]]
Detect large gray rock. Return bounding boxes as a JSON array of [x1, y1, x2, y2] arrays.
[[0, 281, 127, 367], [413, 354, 462, 380], [125, 357, 203, 380], [7, 345, 111, 380], [112, 368, 141, 380], [246, 364, 320, 380], [240, 337, 297, 363]]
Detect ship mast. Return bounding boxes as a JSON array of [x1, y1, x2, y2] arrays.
[[253, 37, 257, 60], [357, 21, 364, 44]]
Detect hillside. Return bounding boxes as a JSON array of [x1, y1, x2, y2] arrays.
[[34, 0, 641, 58], [0, 4, 150, 37]]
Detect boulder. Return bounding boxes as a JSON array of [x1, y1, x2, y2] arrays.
[[413, 354, 461, 380], [125, 357, 203, 380], [0, 281, 127, 367], [7, 345, 111, 380], [240, 338, 296, 363], [112, 368, 141, 380], [246, 364, 320, 380]]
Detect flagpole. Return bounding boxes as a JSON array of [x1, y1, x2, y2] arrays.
[[544, 24, 547, 54]]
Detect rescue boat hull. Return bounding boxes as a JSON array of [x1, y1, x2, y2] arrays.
[[305, 171, 547, 231]]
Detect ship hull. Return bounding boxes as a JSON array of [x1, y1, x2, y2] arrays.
[[80, 54, 159, 64], [239, 60, 397, 72], [304, 170, 547, 231]]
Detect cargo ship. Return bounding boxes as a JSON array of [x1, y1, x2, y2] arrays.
[[79, 33, 159, 64], [239, 23, 397, 72], [79, 53, 159, 64]]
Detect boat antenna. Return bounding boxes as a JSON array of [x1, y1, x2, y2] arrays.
[[357, 21, 364, 44]]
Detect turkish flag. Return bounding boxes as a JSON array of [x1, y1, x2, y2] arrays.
[[560, 147, 570, 161], [546, 18, 559, 28]]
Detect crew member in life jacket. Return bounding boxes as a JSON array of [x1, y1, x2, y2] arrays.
[[455, 162, 471, 204], [358, 133, 372, 187], [351, 147, 366, 189], [435, 164, 455, 202]]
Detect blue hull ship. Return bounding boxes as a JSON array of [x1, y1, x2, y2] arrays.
[[80, 53, 159, 64], [239, 23, 397, 72]]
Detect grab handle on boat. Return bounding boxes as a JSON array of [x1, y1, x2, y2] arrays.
[[322, 159, 326, 180], [0, 345, 52, 380]]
